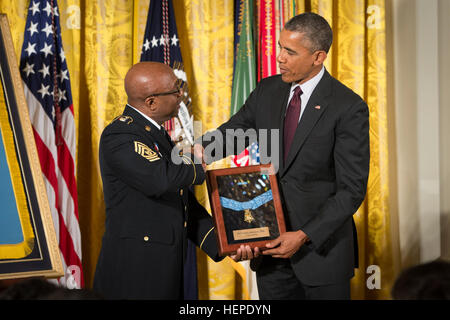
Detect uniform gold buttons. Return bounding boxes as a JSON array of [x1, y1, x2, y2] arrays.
[[145, 125, 151, 132], [180, 189, 183, 196], [184, 221, 187, 228], [143, 236, 149, 241]]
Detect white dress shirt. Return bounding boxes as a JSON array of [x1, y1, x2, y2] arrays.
[[127, 103, 161, 130], [286, 66, 325, 122]]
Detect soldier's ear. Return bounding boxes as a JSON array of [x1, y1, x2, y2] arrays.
[[145, 96, 157, 111]]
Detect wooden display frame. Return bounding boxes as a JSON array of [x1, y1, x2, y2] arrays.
[[0, 14, 63, 280], [206, 164, 286, 256]]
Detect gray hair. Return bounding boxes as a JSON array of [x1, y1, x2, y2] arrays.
[[284, 12, 333, 53]]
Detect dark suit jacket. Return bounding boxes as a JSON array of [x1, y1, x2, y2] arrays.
[[94, 105, 221, 299], [202, 69, 369, 286]]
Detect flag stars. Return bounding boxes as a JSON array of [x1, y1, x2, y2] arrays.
[[143, 38, 150, 51], [24, 42, 37, 56], [40, 42, 53, 58], [171, 34, 179, 46], [58, 88, 67, 102], [159, 34, 170, 46], [151, 36, 159, 47], [50, 88, 66, 103], [22, 62, 35, 77], [144, 34, 178, 50], [43, 2, 53, 16], [37, 83, 50, 98], [39, 63, 50, 78], [42, 3, 59, 17], [42, 22, 53, 38], [59, 69, 69, 82], [29, 1, 40, 15], [27, 21, 39, 36], [60, 48, 66, 62]]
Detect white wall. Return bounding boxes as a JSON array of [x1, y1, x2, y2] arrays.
[[438, 0, 450, 261], [391, 0, 450, 268]]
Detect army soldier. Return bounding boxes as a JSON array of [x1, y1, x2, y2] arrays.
[[94, 62, 240, 299]]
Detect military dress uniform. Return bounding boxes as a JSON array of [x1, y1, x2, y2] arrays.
[[93, 105, 221, 299]]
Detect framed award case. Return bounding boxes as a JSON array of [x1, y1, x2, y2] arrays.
[[206, 164, 286, 256], [0, 14, 63, 280]]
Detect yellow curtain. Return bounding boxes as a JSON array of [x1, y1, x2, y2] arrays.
[[0, 0, 396, 299], [76, 0, 134, 291], [307, 0, 395, 300]]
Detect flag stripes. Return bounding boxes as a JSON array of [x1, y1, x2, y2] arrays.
[[19, 0, 83, 288]]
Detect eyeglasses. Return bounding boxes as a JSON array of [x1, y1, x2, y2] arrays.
[[146, 82, 183, 99], [149, 88, 181, 97]]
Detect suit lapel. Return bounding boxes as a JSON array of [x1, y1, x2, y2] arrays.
[[280, 71, 332, 176]]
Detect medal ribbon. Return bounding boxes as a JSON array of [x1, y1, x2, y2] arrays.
[[220, 190, 273, 211]]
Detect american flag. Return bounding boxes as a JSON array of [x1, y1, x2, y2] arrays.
[[19, 0, 83, 288], [231, 142, 260, 167], [249, 142, 260, 165]]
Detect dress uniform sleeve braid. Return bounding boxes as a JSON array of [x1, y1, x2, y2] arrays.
[[181, 155, 196, 185], [200, 227, 215, 249], [181, 152, 207, 185], [186, 190, 223, 262]]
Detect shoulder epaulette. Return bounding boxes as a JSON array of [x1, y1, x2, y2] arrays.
[[112, 115, 133, 125]]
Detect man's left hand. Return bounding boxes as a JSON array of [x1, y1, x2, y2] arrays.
[[262, 230, 310, 259], [230, 245, 260, 262]]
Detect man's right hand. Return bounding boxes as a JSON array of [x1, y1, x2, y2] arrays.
[[193, 143, 206, 172]]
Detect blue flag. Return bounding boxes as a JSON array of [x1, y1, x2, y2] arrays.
[[140, 0, 193, 145], [140, 0, 197, 300], [140, 0, 180, 63]]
